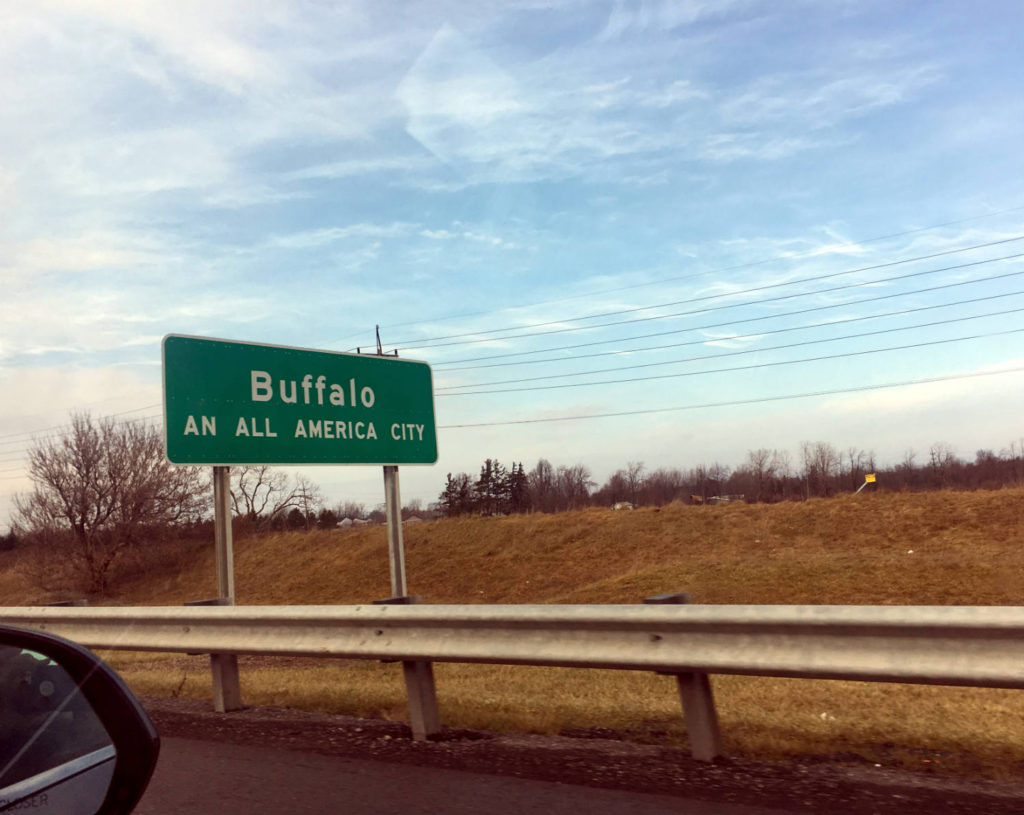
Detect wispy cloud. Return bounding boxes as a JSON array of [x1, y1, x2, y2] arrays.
[[265, 222, 417, 250], [721, 66, 941, 130]]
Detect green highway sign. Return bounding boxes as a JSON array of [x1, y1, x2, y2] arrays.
[[162, 335, 437, 466]]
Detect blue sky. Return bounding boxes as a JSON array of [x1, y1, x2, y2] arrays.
[[1, 0, 1022, 524]]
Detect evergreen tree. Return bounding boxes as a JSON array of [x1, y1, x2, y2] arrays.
[[508, 462, 530, 513], [438, 472, 474, 517]]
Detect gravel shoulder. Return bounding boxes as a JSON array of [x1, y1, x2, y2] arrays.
[[141, 696, 1024, 815]]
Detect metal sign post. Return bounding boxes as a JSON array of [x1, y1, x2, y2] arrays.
[[211, 466, 241, 712], [379, 461, 440, 738], [382, 465, 407, 596], [212, 466, 235, 601], [855, 473, 877, 494]]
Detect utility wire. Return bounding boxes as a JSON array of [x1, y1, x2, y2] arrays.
[[340, 205, 1024, 348], [0, 414, 163, 463], [436, 306, 1024, 391], [439, 366, 1024, 428], [440, 287, 1024, 371], [0, 404, 162, 446], [439, 327, 1024, 396], [438, 269, 1024, 366], [395, 237, 1023, 350], [413, 252, 1024, 352]]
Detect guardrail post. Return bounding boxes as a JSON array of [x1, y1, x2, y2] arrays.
[[644, 593, 723, 762], [374, 595, 440, 740], [186, 597, 242, 712]]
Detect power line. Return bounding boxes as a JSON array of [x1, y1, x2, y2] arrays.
[[438, 327, 1024, 396], [0, 404, 162, 447], [439, 287, 1024, 371], [438, 366, 1024, 428], [0, 415, 164, 462], [415, 252, 1024, 353], [436, 306, 1024, 391], [340, 204, 1024, 348], [395, 237, 1023, 350], [0, 413, 163, 463], [438, 269, 1024, 366]]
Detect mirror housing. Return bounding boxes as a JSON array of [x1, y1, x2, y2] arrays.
[[0, 625, 159, 815]]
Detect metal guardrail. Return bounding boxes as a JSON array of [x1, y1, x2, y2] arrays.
[[5, 604, 1023, 759]]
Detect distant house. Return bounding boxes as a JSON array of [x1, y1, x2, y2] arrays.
[[708, 495, 745, 505], [337, 517, 371, 528], [611, 502, 634, 510]]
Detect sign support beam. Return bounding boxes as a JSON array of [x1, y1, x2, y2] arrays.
[[211, 465, 241, 712], [213, 466, 235, 602], [383, 465, 407, 596]]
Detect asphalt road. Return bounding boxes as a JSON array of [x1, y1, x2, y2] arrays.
[[135, 737, 794, 815]]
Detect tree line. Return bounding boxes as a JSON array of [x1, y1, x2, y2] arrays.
[[436, 440, 1024, 517]]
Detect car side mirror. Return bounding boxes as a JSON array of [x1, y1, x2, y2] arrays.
[[0, 625, 159, 815]]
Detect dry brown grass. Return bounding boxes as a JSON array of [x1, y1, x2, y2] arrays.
[[8, 488, 1024, 777], [104, 488, 1023, 607]]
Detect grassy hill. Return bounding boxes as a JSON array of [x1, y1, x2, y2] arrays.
[[99, 487, 1023, 607]]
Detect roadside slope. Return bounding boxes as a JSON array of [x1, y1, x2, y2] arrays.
[[105, 488, 1024, 607]]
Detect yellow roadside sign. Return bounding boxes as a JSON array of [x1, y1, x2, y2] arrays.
[[865, 473, 876, 483]]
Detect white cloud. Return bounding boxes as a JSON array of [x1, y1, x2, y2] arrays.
[[35, 0, 290, 95], [0, 231, 168, 278], [265, 222, 416, 250], [597, 0, 749, 41], [700, 331, 763, 349], [283, 155, 436, 182], [721, 66, 941, 130], [699, 133, 829, 162]]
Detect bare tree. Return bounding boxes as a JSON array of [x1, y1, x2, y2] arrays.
[[746, 448, 777, 502], [294, 474, 323, 530], [624, 461, 645, 505], [335, 501, 367, 520], [928, 442, 959, 488], [230, 466, 317, 529], [645, 467, 685, 505], [14, 413, 205, 592], [528, 458, 558, 513], [801, 441, 839, 497], [593, 469, 630, 506], [707, 461, 731, 496], [555, 464, 595, 510]]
